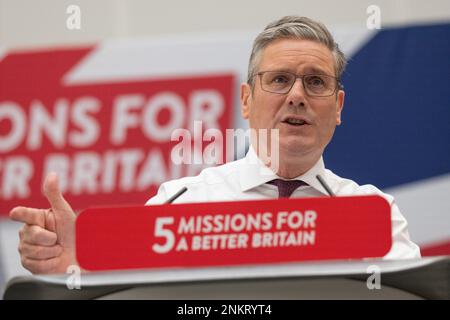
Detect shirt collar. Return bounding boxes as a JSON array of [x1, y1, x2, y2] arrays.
[[239, 145, 332, 196]]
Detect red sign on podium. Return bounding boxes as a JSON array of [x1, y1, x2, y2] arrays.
[[76, 195, 392, 271]]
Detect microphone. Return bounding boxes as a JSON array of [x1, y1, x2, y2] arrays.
[[164, 186, 188, 204], [315, 174, 335, 197]]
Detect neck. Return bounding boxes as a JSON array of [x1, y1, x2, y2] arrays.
[[276, 155, 319, 178]]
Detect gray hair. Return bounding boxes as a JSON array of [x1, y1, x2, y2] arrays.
[[247, 16, 347, 86]]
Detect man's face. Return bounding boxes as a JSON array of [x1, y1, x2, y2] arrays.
[[241, 38, 345, 159]]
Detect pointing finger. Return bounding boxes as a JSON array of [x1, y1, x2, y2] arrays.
[[10, 207, 46, 228]]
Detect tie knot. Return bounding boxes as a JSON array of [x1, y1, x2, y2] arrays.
[[267, 179, 308, 198]]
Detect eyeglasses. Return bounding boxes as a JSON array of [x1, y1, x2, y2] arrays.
[[255, 71, 341, 97]]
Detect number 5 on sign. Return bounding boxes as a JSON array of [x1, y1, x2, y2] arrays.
[[152, 217, 175, 254]]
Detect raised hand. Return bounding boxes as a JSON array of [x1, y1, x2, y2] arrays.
[[9, 173, 77, 274]]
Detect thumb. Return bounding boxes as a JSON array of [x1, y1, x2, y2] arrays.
[[43, 173, 76, 248], [43, 172, 73, 213]]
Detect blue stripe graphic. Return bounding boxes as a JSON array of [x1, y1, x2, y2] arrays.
[[325, 23, 450, 189]]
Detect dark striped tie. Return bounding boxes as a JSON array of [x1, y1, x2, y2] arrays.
[[267, 179, 308, 198]]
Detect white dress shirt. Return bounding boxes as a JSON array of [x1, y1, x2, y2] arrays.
[[146, 146, 421, 260]]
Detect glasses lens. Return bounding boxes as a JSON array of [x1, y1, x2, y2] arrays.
[[304, 75, 336, 96], [261, 71, 295, 93]]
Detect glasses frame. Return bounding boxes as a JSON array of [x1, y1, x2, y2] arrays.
[[254, 70, 342, 97]]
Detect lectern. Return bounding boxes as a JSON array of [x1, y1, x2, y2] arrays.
[[6, 196, 448, 299], [3, 256, 449, 299]]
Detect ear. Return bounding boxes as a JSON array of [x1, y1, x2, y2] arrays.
[[240, 82, 252, 119], [335, 89, 345, 125]]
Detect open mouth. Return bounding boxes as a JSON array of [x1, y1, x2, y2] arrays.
[[282, 118, 308, 126]]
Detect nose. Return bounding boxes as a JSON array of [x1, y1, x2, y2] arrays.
[[287, 78, 307, 107]]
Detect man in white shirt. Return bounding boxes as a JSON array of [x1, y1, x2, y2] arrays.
[[9, 16, 420, 275], [147, 145, 420, 260]]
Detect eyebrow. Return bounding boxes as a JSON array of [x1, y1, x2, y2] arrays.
[[263, 67, 333, 76], [304, 66, 330, 75]]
